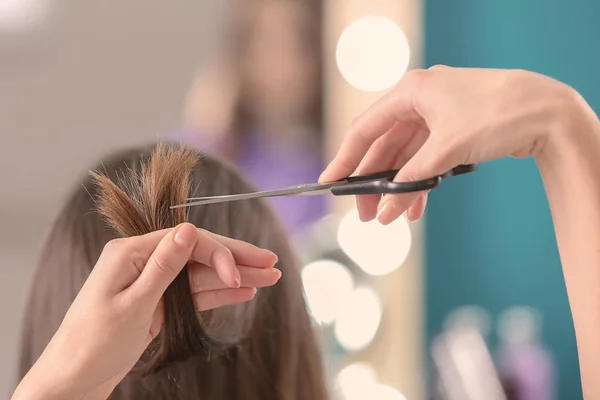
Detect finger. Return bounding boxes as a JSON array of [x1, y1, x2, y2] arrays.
[[319, 93, 398, 183], [148, 300, 165, 340], [407, 192, 428, 221], [129, 223, 198, 304], [205, 232, 278, 268], [355, 194, 382, 223], [189, 263, 282, 292], [319, 70, 427, 183], [377, 134, 454, 225], [190, 230, 241, 288], [123, 228, 277, 268], [93, 229, 174, 293], [374, 126, 431, 223], [193, 288, 258, 311], [355, 121, 423, 221]]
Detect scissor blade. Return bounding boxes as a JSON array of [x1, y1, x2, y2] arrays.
[[170, 183, 335, 209]]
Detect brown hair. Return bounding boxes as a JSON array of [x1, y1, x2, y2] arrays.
[[231, 0, 323, 124], [226, 0, 324, 153], [19, 143, 328, 399]]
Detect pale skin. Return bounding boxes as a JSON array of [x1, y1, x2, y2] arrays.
[[320, 66, 600, 398], [12, 66, 600, 399], [12, 224, 280, 400]]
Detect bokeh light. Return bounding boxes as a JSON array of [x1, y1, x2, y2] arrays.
[[301, 259, 354, 325], [338, 208, 412, 276], [335, 362, 378, 400], [498, 306, 541, 345], [372, 384, 407, 400], [334, 287, 382, 351], [336, 363, 407, 400], [0, 0, 53, 32], [444, 305, 492, 337], [336, 16, 410, 92]]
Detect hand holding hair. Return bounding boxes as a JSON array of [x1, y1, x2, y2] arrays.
[[15, 143, 326, 399], [13, 224, 279, 400]]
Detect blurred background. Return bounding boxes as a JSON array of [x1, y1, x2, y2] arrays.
[[2, 0, 599, 399]]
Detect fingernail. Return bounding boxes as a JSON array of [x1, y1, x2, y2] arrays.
[[377, 202, 395, 225], [251, 287, 258, 296], [270, 251, 279, 264], [359, 211, 377, 223], [358, 209, 367, 222], [174, 224, 197, 247], [377, 201, 388, 219], [273, 268, 282, 281]]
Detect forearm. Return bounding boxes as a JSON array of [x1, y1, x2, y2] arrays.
[[12, 335, 112, 400], [13, 363, 84, 400], [13, 363, 114, 400], [537, 91, 600, 398]]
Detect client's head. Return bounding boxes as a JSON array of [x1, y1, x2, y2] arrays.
[[19, 143, 327, 399]]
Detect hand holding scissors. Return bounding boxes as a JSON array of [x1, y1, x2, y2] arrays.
[[314, 65, 600, 399], [319, 66, 583, 224]]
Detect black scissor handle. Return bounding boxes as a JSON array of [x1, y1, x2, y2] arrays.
[[331, 164, 477, 196]]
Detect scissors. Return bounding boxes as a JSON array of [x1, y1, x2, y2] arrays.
[[170, 164, 477, 209]]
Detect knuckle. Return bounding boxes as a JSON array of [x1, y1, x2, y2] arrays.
[[193, 226, 207, 237], [103, 238, 125, 253], [189, 265, 207, 291], [349, 116, 364, 136], [439, 130, 465, 159], [385, 91, 404, 110], [349, 116, 372, 146], [196, 228, 211, 244], [151, 253, 179, 277], [403, 68, 429, 88], [428, 64, 447, 71], [104, 238, 147, 272], [130, 251, 147, 275], [102, 238, 134, 259]]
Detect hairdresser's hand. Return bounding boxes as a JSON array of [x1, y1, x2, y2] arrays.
[[320, 66, 589, 224], [13, 224, 279, 400]]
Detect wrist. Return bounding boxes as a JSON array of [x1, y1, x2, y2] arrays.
[[13, 362, 84, 400], [536, 85, 600, 172], [13, 335, 92, 400]]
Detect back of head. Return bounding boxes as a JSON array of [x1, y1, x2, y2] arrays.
[[19, 143, 328, 399]]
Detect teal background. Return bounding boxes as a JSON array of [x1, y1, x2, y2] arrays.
[[424, 1, 600, 399]]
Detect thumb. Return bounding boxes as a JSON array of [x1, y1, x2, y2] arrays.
[[377, 135, 455, 225], [129, 223, 198, 305]]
